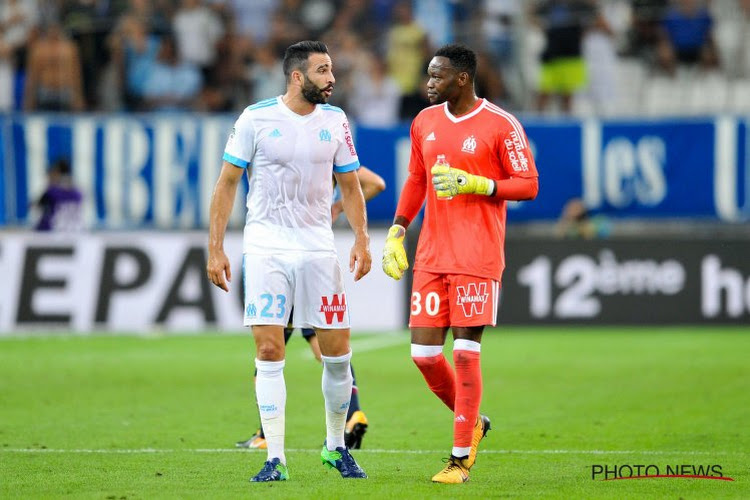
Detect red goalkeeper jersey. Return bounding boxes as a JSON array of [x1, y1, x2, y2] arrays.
[[398, 98, 538, 281]]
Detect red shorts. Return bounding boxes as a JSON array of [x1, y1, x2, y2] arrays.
[[409, 270, 500, 328]]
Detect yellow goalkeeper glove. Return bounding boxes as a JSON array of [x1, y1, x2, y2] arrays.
[[382, 224, 408, 280], [431, 165, 494, 198]]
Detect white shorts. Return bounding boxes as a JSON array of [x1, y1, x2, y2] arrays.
[[242, 251, 350, 329]]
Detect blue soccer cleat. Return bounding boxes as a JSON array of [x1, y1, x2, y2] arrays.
[[320, 442, 368, 479], [249, 457, 289, 482]]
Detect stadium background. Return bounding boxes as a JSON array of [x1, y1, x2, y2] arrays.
[[1, 0, 749, 330], [1, 1, 749, 498]]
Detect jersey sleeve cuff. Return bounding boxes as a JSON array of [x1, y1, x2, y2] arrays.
[[223, 152, 250, 168], [333, 160, 360, 173]]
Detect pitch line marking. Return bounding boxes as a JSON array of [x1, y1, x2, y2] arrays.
[[1, 448, 742, 456]]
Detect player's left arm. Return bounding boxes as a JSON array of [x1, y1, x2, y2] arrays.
[[494, 124, 539, 201], [431, 119, 539, 200], [431, 160, 539, 200], [334, 169, 372, 282]]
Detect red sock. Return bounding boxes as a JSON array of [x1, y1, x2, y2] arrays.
[[453, 348, 482, 449], [412, 351, 456, 411]]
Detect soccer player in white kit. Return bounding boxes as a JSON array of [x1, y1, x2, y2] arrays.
[[206, 41, 372, 482]]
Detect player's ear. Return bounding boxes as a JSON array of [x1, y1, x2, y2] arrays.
[[291, 69, 303, 87]]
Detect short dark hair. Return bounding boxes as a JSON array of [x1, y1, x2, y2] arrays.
[[434, 43, 477, 80], [283, 41, 329, 81]]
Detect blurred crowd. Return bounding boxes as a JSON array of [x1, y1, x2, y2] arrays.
[[1, 0, 749, 121]]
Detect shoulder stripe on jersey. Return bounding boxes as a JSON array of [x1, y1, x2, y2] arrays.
[[223, 152, 250, 168], [416, 103, 443, 117], [484, 103, 527, 148], [333, 159, 360, 173], [248, 98, 278, 110], [321, 104, 344, 113]]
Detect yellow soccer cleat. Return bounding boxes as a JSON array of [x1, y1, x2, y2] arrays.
[[344, 410, 369, 449], [467, 414, 491, 468], [431, 455, 470, 484], [235, 429, 267, 450]]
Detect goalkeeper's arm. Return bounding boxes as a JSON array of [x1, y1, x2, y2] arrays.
[[431, 164, 539, 201], [381, 172, 425, 280]]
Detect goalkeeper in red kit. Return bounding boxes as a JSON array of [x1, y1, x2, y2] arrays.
[[382, 44, 539, 484]]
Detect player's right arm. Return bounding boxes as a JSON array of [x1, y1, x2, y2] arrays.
[[207, 111, 255, 292], [207, 161, 245, 292], [382, 119, 427, 280]]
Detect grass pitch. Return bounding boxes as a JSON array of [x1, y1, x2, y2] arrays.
[[1, 327, 748, 499]]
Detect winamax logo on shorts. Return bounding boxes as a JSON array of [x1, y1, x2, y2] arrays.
[[591, 464, 733, 481], [320, 294, 346, 324], [456, 283, 488, 317]]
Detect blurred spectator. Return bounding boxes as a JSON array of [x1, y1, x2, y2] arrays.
[[321, 30, 367, 108], [399, 73, 431, 120], [414, 0, 455, 47], [556, 198, 611, 239], [327, 0, 379, 46], [266, 7, 308, 56], [173, 0, 225, 79], [713, 0, 750, 79], [24, 22, 85, 111], [60, 0, 116, 110], [535, 0, 597, 114], [0, 0, 38, 111], [114, 14, 161, 109], [480, 0, 521, 66], [629, 0, 668, 60], [656, 0, 715, 73], [348, 51, 401, 127], [386, 1, 429, 95], [33, 158, 83, 232], [134, 35, 202, 111], [474, 50, 507, 106], [582, 0, 632, 115], [218, 0, 277, 44], [247, 43, 286, 102], [294, 0, 337, 38]]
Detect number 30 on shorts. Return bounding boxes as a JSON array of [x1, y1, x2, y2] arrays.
[[411, 291, 440, 316]]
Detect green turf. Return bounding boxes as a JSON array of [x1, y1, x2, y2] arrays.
[[1, 327, 748, 499]]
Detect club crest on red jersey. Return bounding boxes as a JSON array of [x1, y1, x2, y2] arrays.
[[456, 283, 488, 317], [461, 135, 477, 154], [320, 294, 347, 324]]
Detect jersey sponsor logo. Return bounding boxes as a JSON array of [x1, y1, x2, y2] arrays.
[[343, 121, 356, 156], [456, 282, 489, 317], [425, 131, 436, 141], [319, 129, 332, 142], [461, 135, 477, 154], [320, 294, 347, 324], [504, 131, 530, 172], [269, 128, 282, 138]]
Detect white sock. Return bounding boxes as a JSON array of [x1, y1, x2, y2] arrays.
[[321, 351, 352, 450], [452, 446, 471, 458], [255, 358, 286, 464]]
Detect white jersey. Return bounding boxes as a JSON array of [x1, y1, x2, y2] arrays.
[[223, 96, 360, 253]]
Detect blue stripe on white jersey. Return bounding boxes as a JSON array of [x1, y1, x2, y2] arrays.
[[321, 104, 344, 113], [223, 152, 250, 168], [248, 97, 279, 110], [333, 159, 360, 173]]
